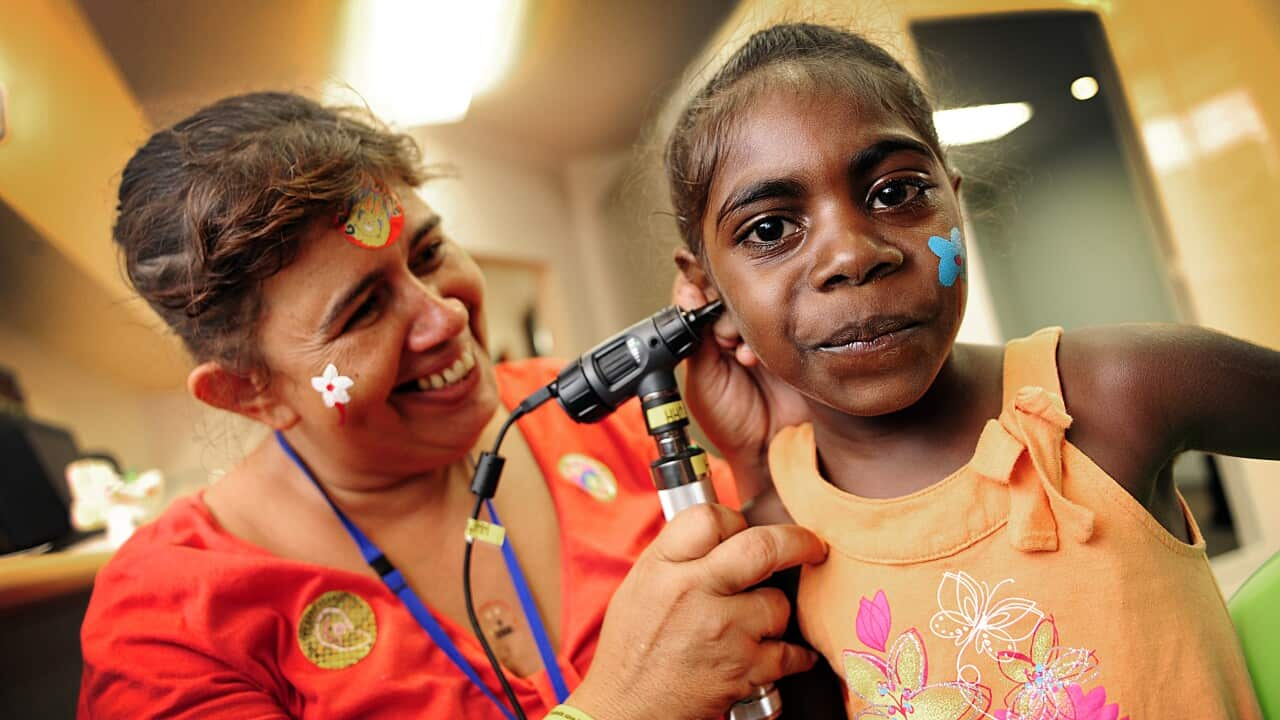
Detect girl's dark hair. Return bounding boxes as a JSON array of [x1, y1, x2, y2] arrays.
[[114, 91, 433, 376], [664, 23, 945, 254]]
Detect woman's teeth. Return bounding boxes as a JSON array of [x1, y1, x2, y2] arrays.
[[415, 349, 476, 391]]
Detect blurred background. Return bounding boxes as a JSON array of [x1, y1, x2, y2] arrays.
[[1, 0, 1278, 713]]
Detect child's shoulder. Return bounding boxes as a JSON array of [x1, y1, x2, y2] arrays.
[[1057, 323, 1234, 426], [1056, 323, 1276, 490], [1057, 325, 1180, 426]]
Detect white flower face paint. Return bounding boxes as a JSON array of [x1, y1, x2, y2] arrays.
[[311, 363, 354, 424]]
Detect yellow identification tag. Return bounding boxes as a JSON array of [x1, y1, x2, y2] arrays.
[[465, 519, 506, 546], [645, 400, 688, 428], [690, 450, 709, 478], [546, 705, 595, 720]]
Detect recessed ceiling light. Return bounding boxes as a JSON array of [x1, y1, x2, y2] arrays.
[[934, 102, 1034, 146], [1071, 76, 1099, 101], [328, 0, 526, 127]]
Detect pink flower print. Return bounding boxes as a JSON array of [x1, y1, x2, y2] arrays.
[[857, 590, 893, 652], [996, 617, 1099, 720], [1065, 685, 1128, 720], [843, 628, 992, 719]]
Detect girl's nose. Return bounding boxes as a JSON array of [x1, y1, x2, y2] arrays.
[[808, 225, 904, 291], [405, 286, 469, 353]]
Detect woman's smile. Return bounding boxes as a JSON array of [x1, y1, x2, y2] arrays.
[[390, 340, 485, 408]]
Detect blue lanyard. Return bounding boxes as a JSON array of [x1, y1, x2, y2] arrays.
[[274, 431, 569, 717]]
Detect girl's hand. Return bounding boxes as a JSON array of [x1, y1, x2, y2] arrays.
[[673, 273, 811, 503], [566, 504, 827, 720]]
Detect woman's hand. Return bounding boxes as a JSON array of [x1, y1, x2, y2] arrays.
[[567, 504, 827, 720], [673, 275, 811, 502]]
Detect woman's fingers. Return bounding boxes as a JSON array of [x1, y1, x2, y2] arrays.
[[650, 503, 749, 563], [582, 509, 826, 718], [701, 524, 827, 595], [747, 641, 820, 688], [730, 587, 792, 640]]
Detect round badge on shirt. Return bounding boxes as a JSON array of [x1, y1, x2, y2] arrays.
[[298, 590, 378, 669], [557, 453, 618, 502]]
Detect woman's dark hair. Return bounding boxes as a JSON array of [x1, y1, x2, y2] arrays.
[[114, 91, 432, 377], [664, 23, 945, 255]]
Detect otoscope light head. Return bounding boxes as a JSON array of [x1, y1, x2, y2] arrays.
[[686, 298, 724, 327], [551, 300, 724, 424]]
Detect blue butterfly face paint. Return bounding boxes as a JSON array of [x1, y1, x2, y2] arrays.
[[927, 227, 967, 288]]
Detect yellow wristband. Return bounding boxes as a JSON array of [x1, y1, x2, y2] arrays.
[[546, 704, 594, 720]]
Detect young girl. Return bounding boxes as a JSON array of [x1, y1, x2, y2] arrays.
[[667, 22, 1276, 719]]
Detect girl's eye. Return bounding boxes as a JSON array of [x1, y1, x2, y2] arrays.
[[869, 178, 932, 211], [738, 216, 800, 247], [411, 240, 445, 275]]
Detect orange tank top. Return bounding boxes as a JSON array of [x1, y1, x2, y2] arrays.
[[769, 327, 1261, 719]]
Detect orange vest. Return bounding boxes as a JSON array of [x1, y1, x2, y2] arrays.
[[770, 328, 1260, 719]]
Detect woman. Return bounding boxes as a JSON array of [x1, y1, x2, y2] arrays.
[[78, 92, 825, 719]]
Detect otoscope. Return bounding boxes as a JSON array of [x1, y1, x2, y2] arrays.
[[465, 299, 783, 720]]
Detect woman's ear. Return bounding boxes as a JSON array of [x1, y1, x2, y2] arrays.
[[188, 362, 299, 430]]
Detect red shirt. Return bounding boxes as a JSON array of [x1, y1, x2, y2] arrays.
[[79, 359, 736, 719]]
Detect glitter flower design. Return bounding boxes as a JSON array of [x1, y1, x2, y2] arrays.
[[996, 617, 1099, 719], [843, 628, 992, 719], [928, 227, 967, 287]]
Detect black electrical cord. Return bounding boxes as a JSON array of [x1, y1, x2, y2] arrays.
[[461, 383, 556, 720], [463, 494, 527, 720]]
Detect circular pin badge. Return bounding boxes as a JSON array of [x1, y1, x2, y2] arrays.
[[557, 453, 618, 502], [297, 590, 377, 669]]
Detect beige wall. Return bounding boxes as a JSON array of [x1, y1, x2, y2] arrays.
[[412, 126, 591, 356], [0, 321, 151, 471], [0, 1, 189, 391]]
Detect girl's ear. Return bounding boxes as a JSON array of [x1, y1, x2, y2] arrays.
[[950, 171, 963, 195], [672, 246, 761, 368], [188, 362, 300, 430], [674, 246, 716, 298]]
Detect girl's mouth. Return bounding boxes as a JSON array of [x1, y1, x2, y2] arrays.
[[815, 315, 920, 351]]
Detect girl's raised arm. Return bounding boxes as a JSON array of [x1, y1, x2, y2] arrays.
[[1060, 324, 1280, 488]]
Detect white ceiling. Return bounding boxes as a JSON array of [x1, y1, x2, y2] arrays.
[[75, 0, 737, 158]]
